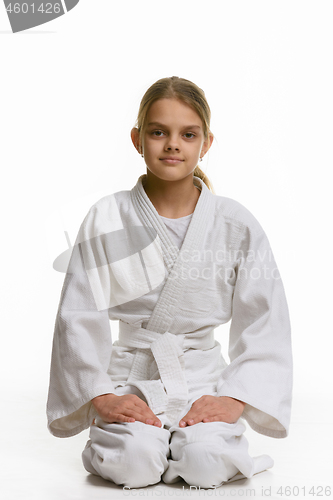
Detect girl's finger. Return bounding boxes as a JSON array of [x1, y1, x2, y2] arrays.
[[105, 413, 136, 423], [119, 407, 162, 426]]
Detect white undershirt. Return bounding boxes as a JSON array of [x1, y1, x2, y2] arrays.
[[159, 213, 193, 249]]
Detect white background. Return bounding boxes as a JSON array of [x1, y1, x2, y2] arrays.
[[0, 1, 332, 499]]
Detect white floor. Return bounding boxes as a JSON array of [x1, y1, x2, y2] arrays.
[[1, 390, 332, 500]]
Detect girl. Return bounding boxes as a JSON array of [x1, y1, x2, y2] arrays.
[[47, 76, 292, 489]]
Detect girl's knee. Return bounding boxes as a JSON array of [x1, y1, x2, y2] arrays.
[[166, 441, 239, 488], [82, 423, 170, 488]]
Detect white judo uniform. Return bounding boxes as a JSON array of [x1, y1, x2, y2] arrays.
[[47, 174, 292, 488]]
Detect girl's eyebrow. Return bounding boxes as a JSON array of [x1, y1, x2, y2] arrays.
[[147, 122, 202, 130]]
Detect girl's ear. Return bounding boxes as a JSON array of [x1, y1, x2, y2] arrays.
[[131, 128, 142, 154], [200, 133, 214, 158]]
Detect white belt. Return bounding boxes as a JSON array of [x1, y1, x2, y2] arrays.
[[118, 321, 216, 423]]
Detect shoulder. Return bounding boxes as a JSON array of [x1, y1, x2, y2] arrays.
[[212, 194, 265, 235], [79, 189, 131, 238], [83, 189, 131, 220]]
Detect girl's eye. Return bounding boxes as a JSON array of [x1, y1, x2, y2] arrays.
[[184, 133, 195, 139], [152, 130, 164, 137]]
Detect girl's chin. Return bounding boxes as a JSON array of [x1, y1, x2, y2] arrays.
[[147, 173, 192, 183], [146, 166, 196, 181]]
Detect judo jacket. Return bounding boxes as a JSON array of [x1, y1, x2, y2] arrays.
[[47, 174, 293, 439]]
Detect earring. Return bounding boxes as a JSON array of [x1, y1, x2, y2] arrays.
[[141, 154, 144, 158], [200, 157, 203, 162]]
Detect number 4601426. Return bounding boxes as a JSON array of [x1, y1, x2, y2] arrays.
[[277, 485, 331, 496], [6, 3, 62, 14]]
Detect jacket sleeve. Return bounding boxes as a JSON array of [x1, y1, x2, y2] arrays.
[[217, 221, 293, 438], [46, 208, 115, 438]]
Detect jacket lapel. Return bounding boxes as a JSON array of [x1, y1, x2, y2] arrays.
[[130, 174, 215, 334]]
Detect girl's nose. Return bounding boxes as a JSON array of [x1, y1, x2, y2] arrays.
[[165, 137, 180, 151]]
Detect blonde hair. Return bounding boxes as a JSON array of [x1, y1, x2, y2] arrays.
[[135, 76, 214, 193]]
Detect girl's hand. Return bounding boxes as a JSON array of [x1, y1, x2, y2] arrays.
[[91, 393, 162, 427], [179, 396, 246, 427]]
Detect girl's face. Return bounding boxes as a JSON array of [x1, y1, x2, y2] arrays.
[[133, 98, 213, 183]]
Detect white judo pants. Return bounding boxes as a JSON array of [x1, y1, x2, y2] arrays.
[[82, 412, 273, 489]]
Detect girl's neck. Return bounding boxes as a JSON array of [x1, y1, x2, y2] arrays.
[[143, 171, 201, 219]]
